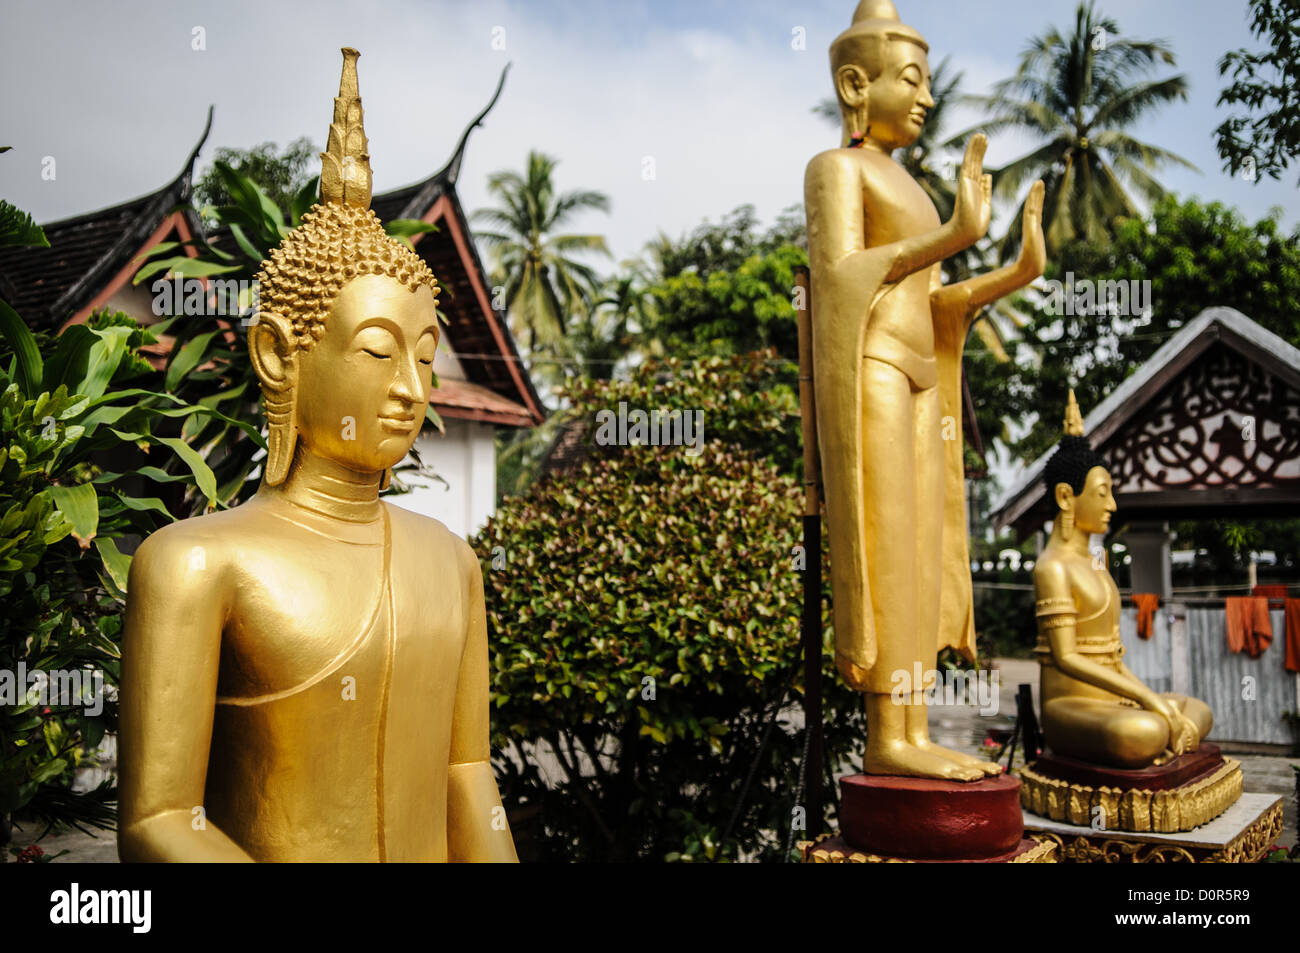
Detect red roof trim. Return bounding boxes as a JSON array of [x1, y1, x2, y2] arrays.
[[60, 210, 198, 331], [416, 194, 544, 425]]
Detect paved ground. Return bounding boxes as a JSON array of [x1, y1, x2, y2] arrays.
[[6, 658, 1296, 862]]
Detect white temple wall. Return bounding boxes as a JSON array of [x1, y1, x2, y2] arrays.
[[388, 417, 497, 540]]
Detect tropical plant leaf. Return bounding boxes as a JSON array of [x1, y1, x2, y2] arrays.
[[165, 330, 219, 391], [0, 296, 43, 393], [93, 536, 132, 597], [0, 199, 49, 248], [49, 482, 98, 548]]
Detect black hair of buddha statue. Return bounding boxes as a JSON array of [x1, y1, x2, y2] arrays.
[[1042, 435, 1107, 496]]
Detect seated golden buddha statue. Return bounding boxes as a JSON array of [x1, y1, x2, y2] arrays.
[[117, 48, 517, 862], [1033, 392, 1212, 769]]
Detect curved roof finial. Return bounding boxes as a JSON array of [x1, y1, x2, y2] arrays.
[[438, 63, 511, 185], [177, 104, 214, 201]]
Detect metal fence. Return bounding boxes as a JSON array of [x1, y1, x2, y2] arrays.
[[1121, 601, 1299, 746]]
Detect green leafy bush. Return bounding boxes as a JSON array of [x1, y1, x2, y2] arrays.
[[474, 353, 862, 862], [0, 287, 236, 839]]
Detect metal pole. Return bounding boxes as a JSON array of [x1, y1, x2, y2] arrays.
[[795, 264, 824, 835]]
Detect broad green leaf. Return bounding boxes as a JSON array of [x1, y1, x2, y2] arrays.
[[78, 325, 136, 399], [165, 330, 218, 391], [385, 218, 440, 248], [153, 435, 218, 504], [425, 403, 445, 435], [93, 537, 133, 597], [227, 222, 265, 263], [0, 296, 42, 393], [133, 256, 243, 286], [109, 491, 174, 521], [49, 482, 98, 548], [30, 757, 69, 784], [290, 176, 320, 224], [93, 466, 191, 485]]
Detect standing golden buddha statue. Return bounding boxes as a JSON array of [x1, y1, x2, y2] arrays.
[[118, 48, 517, 862], [1019, 392, 1242, 834], [806, 0, 1046, 781]]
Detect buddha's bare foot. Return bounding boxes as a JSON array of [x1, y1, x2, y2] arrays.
[[908, 737, 1002, 776], [864, 741, 984, 781]]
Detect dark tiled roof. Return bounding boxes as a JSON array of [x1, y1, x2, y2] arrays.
[[0, 79, 544, 426], [0, 107, 212, 331], [538, 418, 590, 478], [0, 176, 195, 331]]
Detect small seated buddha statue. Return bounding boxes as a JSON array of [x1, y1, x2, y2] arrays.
[[1033, 391, 1212, 769], [117, 48, 517, 862]]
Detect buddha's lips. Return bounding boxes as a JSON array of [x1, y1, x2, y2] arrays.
[[379, 414, 417, 432]]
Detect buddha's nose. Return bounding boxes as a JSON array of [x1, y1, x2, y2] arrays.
[[391, 356, 424, 404]]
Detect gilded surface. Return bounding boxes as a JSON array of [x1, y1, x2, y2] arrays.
[[807, 0, 1045, 779], [1033, 800, 1282, 863], [1019, 758, 1244, 833], [1033, 392, 1215, 767], [117, 49, 517, 863], [799, 832, 1058, 863]]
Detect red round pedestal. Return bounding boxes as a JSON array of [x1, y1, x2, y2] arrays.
[[839, 772, 1024, 860]]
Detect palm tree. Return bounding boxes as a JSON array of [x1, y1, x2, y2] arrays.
[[472, 151, 611, 362], [962, 0, 1196, 261], [570, 268, 654, 380]]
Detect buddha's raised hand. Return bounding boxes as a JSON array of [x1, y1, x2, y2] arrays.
[[1016, 180, 1047, 277], [950, 134, 992, 248]]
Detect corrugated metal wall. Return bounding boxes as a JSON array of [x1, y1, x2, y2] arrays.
[[1122, 605, 1298, 745], [1120, 605, 1171, 694]]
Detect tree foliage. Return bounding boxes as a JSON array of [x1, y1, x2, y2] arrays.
[[0, 308, 228, 837], [473, 151, 611, 367], [1215, 0, 1300, 184], [962, 0, 1195, 261], [474, 353, 859, 861], [194, 138, 319, 217], [642, 205, 807, 362], [982, 195, 1300, 467]]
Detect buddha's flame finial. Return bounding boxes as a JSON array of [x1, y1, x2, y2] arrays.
[[1064, 388, 1085, 437], [852, 0, 900, 22], [320, 47, 372, 208]]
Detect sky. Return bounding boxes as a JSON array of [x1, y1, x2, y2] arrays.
[[3, 0, 1297, 267], [1, 0, 1296, 498]]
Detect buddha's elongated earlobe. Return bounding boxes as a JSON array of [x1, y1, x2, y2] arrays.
[[1053, 480, 1076, 543], [249, 314, 299, 487], [263, 390, 298, 487]]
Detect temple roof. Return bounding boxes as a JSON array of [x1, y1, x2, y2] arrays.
[[991, 307, 1300, 536], [0, 67, 542, 428], [0, 108, 211, 330]]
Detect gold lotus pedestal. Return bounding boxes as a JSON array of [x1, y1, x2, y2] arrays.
[[1019, 743, 1245, 833], [1017, 742, 1281, 862]]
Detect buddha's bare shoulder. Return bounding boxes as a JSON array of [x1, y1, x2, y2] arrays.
[[1033, 547, 1079, 598], [806, 146, 895, 181], [807, 147, 861, 181], [127, 502, 272, 580], [382, 502, 479, 577]]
